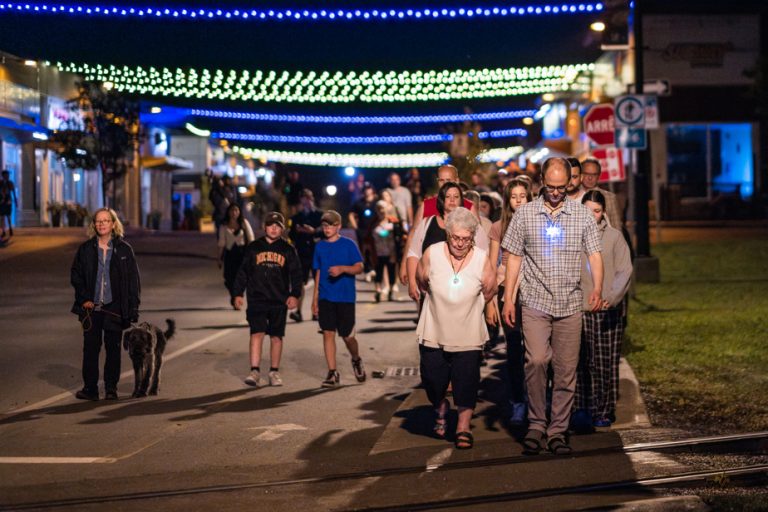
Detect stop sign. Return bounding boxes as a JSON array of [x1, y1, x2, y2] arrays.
[[583, 104, 615, 146]]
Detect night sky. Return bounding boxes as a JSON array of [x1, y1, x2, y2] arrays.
[[1, 1, 609, 162]]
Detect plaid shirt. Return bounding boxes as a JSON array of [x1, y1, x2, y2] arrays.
[[501, 197, 601, 317]]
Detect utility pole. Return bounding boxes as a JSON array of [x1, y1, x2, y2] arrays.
[[632, 0, 660, 282]]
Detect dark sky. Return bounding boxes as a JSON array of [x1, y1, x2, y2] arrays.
[[1, 1, 606, 156]]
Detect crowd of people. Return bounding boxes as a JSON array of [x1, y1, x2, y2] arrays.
[[69, 156, 633, 456]]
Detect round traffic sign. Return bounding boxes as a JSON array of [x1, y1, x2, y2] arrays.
[[615, 96, 644, 127]]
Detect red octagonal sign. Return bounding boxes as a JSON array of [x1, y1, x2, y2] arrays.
[[583, 103, 615, 146]]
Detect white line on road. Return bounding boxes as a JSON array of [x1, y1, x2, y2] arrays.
[[0, 456, 117, 464], [3, 328, 237, 416]]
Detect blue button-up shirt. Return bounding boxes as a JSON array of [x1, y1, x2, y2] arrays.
[[94, 240, 113, 305]]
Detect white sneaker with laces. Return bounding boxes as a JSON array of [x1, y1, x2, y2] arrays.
[[268, 370, 283, 387], [244, 370, 264, 387]]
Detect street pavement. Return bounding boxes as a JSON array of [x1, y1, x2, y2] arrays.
[[0, 228, 671, 511]]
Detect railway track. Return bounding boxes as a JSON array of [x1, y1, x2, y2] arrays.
[[3, 431, 767, 511]]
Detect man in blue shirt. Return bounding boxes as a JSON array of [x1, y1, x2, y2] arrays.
[[312, 210, 367, 388]]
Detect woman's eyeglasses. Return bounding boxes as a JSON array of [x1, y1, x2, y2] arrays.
[[448, 234, 473, 245]]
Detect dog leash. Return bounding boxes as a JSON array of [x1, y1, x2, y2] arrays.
[[79, 307, 124, 332]]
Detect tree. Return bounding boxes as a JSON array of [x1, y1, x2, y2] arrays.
[[52, 81, 142, 209], [446, 119, 487, 183]]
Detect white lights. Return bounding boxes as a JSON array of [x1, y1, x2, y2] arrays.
[[56, 61, 595, 103], [32, 131, 48, 140], [150, 106, 162, 114], [590, 21, 606, 32], [231, 145, 524, 168], [185, 122, 211, 137], [325, 185, 338, 196], [344, 166, 356, 177]]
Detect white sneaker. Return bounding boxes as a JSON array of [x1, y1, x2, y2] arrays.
[[365, 270, 375, 283], [392, 283, 400, 293], [244, 370, 264, 387], [268, 370, 283, 387]]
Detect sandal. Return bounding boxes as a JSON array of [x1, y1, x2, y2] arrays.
[[454, 431, 474, 450], [433, 399, 449, 439], [547, 435, 572, 455], [522, 429, 545, 455]]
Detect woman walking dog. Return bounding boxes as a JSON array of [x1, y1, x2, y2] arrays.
[[70, 208, 141, 401]]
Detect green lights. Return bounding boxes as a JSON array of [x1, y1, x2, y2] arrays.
[[56, 62, 594, 103]]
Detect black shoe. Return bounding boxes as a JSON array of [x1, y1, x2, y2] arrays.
[[289, 311, 303, 323], [105, 390, 118, 400], [75, 389, 99, 401]]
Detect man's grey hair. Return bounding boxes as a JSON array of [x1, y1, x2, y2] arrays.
[[445, 207, 478, 235]]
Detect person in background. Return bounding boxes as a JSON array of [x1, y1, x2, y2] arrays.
[[289, 189, 323, 322], [416, 207, 496, 449], [566, 157, 585, 202], [478, 193, 498, 223], [387, 172, 413, 230], [501, 157, 603, 456], [0, 169, 18, 240], [312, 210, 367, 388], [233, 212, 303, 388], [573, 190, 632, 429], [70, 208, 140, 401], [370, 201, 397, 302], [348, 182, 378, 281], [580, 158, 622, 230], [471, 170, 491, 193], [487, 178, 532, 427], [283, 170, 305, 216], [406, 168, 424, 213], [218, 203, 255, 308]]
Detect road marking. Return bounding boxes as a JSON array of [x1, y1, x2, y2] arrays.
[[425, 448, 453, 472], [3, 328, 237, 416], [0, 456, 116, 464], [248, 423, 308, 441]]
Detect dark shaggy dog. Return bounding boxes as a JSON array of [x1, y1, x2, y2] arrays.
[[122, 319, 175, 398]]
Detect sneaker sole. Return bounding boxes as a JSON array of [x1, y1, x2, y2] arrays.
[[244, 379, 263, 387], [321, 382, 339, 388]]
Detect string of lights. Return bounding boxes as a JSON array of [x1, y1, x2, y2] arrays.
[[0, 3, 603, 23], [57, 62, 593, 103], [212, 128, 528, 144], [230, 144, 523, 168], [189, 108, 537, 124]]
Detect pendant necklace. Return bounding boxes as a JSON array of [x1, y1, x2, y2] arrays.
[[449, 249, 469, 284]]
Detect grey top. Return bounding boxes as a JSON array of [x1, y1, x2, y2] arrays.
[[95, 239, 113, 305], [581, 220, 632, 310], [501, 197, 601, 317]]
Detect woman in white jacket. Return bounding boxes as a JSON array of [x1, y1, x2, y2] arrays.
[[575, 190, 633, 428]]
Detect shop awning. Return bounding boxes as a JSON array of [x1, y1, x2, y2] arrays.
[[0, 114, 50, 144], [141, 155, 194, 172]]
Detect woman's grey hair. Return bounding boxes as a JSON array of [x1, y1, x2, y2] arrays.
[[445, 207, 478, 235]]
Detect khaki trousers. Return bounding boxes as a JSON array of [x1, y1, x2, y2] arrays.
[[522, 307, 582, 436]]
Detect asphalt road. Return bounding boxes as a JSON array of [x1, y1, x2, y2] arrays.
[[0, 230, 677, 511]]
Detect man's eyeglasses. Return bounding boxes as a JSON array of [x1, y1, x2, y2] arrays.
[[582, 171, 600, 177], [448, 234, 473, 245], [543, 184, 567, 193]]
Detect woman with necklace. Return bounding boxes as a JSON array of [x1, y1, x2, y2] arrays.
[[406, 182, 489, 302], [416, 207, 496, 449]]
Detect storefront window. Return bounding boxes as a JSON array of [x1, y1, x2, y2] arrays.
[[666, 123, 753, 200]]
